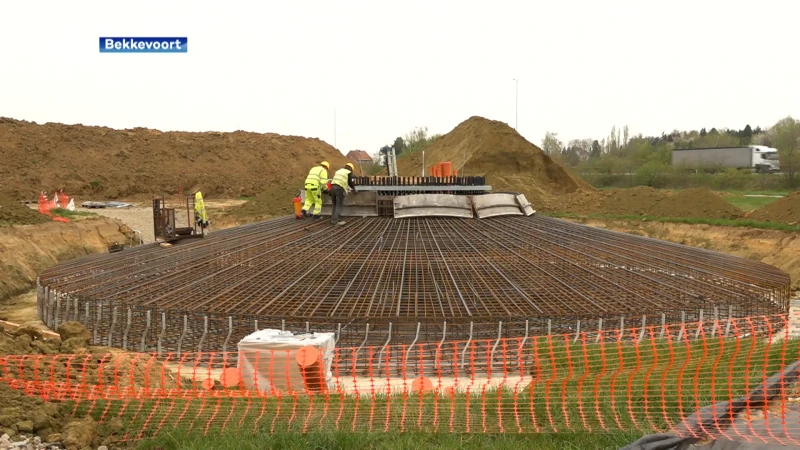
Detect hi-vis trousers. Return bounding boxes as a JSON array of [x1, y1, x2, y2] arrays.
[[303, 184, 323, 215]]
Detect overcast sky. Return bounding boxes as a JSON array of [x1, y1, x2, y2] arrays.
[[2, 0, 798, 155]]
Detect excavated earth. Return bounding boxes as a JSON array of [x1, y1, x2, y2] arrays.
[[0, 193, 50, 227], [396, 116, 593, 204], [0, 117, 349, 200], [748, 191, 800, 224], [541, 186, 745, 220]]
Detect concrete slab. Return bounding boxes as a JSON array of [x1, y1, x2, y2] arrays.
[[393, 194, 473, 219]]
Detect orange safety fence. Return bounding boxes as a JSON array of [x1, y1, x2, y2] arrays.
[[1, 313, 799, 445], [37, 190, 71, 223]]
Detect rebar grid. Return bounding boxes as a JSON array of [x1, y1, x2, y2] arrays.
[[37, 215, 791, 353]]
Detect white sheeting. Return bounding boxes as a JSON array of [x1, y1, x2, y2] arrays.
[[237, 329, 336, 394]]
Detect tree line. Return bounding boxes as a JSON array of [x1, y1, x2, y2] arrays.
[[369, 126, 443, 172], [544, 116, 800, 189]]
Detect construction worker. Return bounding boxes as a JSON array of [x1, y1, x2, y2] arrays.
[[330, 162, 356, 226], [302, 161, 330, 219]]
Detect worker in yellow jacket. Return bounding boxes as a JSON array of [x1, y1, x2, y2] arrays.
[[330, 163, 356, 226], [302, 161, 330, 219]]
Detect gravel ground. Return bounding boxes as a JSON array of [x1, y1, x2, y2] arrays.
[[77, 200, 244, 244], [82, 207, 156, 243]]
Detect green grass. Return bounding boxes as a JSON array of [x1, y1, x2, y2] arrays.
[[136, 430, 640, 449], [723, 195, 781, 212], [548, 212, 800, 232], [51, 335, 792, 449], [50, 208, 96, 219]]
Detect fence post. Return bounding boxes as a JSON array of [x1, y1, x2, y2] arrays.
[[677, 311, 686, 342], [73, 298, 79, 322], [573, 320, 581, 343], [659, 313, 666, 339], [83, 302, 90, 329], [694, 309, 704, 340]]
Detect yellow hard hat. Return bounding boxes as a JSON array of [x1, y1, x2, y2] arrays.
[[320, 161, 330, 169], [345, 162, 355, 171]]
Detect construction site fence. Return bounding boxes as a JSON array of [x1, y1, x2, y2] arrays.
[[37, 283, 786, 359], [3, 312, 800, 445]]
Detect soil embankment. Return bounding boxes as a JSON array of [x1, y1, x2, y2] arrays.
[[0, 192, 50, 226], [542, 187, 744, 220], [562, 217, 800, 289], [0, 218, 133, 302], [0, 117, 349, 200], [749, 192, 800, 224]]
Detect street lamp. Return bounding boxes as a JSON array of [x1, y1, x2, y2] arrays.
[[513, 78, 518, 130]]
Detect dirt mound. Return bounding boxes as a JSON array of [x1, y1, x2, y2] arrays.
[[542, 187, 743, 220], [0, 321, 181, 447], [648, 188, 743, 220], [543, 187, 666, 216], [0, 192, 49, 226], [397, 116, 592, 204], [0, 322, 128, 446], [0, 117, 349, 200], [749, 192, 800, 224]]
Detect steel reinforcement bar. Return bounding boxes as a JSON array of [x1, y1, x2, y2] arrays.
[[36, 215, 791, 354]]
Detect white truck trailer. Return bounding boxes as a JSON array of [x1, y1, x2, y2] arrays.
[[671, 145, 780, 173]]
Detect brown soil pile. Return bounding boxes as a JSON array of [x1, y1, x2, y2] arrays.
[[542, 187, 743, 220], [0, 322, 130, 447], [647, 187, 743, 220], [749, 192, 800, 224], [397, 116, 592, 204], [0, 321, 181, 448], [544, 187, 667, 216], [0, 117, 349, 200], [0, 192, 49, 226]]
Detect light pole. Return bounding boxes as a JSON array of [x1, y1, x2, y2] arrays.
[[513, 78, 518, 130]]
